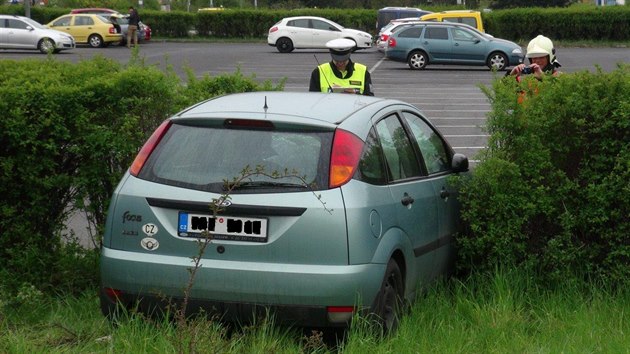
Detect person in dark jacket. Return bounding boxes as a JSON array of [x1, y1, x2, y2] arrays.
[[127, 6, 140, 48]]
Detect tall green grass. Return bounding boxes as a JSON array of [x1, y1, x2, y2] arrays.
[[2, 269, 628, 353]]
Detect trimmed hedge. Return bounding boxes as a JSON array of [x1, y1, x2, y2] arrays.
[[455, 65, 630, 286], [0, 55, 284, 294]]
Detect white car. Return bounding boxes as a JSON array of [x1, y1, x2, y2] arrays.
[[0, 14, 75, 53], [376, 18, 423, 52], [268, 16, 372, 53]]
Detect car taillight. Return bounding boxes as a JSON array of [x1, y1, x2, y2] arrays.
[[109, 26, 116, 34], [130, 120, 172, 176], [388, 38, 397, 48], [269, 26, 278, 33], [380, 34, 389, 41], [329, 129, 363, 188]]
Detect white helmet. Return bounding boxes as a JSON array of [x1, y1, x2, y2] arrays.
[[526, 35, 556, 63]]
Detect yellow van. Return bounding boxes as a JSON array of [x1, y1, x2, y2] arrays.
[[420, 10, 484, 32]]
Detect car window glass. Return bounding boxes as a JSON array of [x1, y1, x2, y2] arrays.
[[357, 127, 387, 185], [53, 17, 71, 27], [75, 16, 94, 26], [287, 19, 309, 28], [8, 19, 28, 30], [398, 26, 423, 39], [375, 115, 421, 181], [402, 111, 450, 174], [461, 18, 478, 28], [139, 124, 331, 192], [452, 28, 476, 41], [424, 27, 449, 40], [312, 19, 337, 31]]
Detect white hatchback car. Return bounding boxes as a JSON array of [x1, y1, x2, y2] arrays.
[[0, 15, 75, 53], [268, 16, 372, 53]]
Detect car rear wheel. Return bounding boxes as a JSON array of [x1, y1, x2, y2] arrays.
[[488, 52, 508, 71], [407, 50, 428, 70], [88, 34, 104, 48], [371, 259, 404, 334], [276, 37, 294, 53], [38, 38, 55, 54]]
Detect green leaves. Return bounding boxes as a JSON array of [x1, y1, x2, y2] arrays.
[[457, 65, 630, 287]]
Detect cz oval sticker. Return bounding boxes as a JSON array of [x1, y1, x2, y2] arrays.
[[142, 223, 158, 236]]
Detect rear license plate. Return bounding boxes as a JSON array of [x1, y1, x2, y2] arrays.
[[178, 212, 268, 242]]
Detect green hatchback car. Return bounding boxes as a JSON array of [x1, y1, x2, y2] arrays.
[[100, 91, 469, 331]]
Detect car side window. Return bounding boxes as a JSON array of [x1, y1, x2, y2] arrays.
[[461, 18, 478, 28], [424, 27, 449, 40], [312, 20, 338, 32], [75, 16, 94, 26], [398, 26, 423, 39], [287, 19, 309, 29], [53, 17, 71, 27], [452, 28, 475, 41], [8, 19, 29, 30], [357, 127, 387, 185], [402, 111, 450, 174], [375, 114, 421, 181]]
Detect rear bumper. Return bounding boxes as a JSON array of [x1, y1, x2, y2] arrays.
[[100, 246, 385, 326]]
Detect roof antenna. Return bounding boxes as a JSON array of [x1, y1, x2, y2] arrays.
[[263, 95, 268, 113]]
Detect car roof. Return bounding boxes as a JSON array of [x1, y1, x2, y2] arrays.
[[282, 16, 331, 21], [70, 8, 119, 14], [395, 21, 480, 30], [175, 92, 408, 126]]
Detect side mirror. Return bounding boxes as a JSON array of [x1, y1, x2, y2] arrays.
[[474, 38, 481, 44], [451, 153, 469, 173], [26, 25, 34, 31]]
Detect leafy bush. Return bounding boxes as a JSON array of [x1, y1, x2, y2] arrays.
[[0, 54, 284, 295], [454, 65, 630, 286]]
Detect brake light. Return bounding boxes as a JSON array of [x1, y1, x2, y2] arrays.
[[329, 129, 363, 188], [380, 34, 389, 41], [109, 26, 116, 34], [388, 38, 397, 48], [269, 26, 278, 33], [130, 120, 172, 176]]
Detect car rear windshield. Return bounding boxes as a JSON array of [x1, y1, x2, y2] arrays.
[[138, 123, 333, 193]]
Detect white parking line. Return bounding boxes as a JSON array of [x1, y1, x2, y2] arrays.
[[370, 57, 386, 73]]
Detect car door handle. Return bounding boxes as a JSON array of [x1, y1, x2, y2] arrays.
[[440, 187, 450, 199], [401, 193, 414, 206], [454, 43, 460, 46]]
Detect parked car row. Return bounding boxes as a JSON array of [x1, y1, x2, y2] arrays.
[[0, 8, 152, 53]]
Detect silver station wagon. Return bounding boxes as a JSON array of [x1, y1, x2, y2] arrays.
[[100, 91, 469, 332]]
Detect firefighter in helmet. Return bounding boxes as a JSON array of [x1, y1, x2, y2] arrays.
[[510, 35, 561, 81]]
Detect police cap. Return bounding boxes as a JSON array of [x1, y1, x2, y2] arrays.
[[326, 38, 355, 61]]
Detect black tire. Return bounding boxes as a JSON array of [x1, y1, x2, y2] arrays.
[[407, 50, 428, 70], [88, 34, 104, 48], [276, 37, 294, 53], [371, 259, 404, 334], [38, 38, 55, 54], [487, 52, 508, 71]]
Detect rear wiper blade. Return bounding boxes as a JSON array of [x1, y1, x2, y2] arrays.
[[227, 181, 308, 190]]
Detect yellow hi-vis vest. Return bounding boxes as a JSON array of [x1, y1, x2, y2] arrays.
[[318, 62, 367, 94]]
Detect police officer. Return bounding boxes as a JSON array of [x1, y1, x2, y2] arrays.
[[510, 35, 561, 81], [309, 38, 374, 96]]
